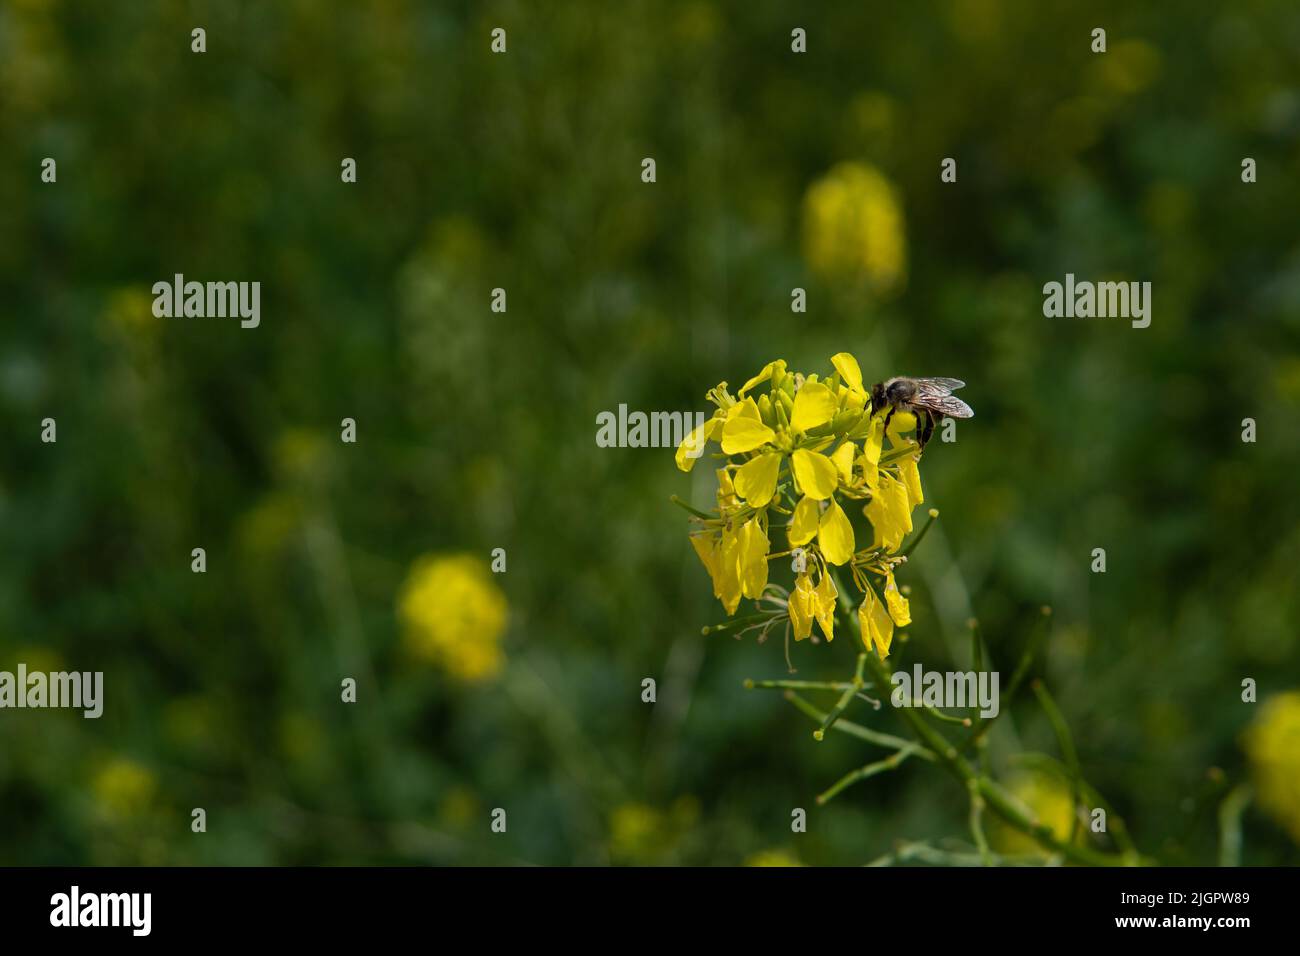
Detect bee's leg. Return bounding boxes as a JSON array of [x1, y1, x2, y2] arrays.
[[918, 409, 936, 450]]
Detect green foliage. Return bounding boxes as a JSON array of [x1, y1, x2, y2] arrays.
[[1, 0, 1298, 865]]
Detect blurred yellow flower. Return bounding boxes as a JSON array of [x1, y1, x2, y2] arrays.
[[93, 758, 156, 821], [802, 162, 906, 293], [610, 802, 662, 860], [398, 553, 508, 682], [1242, 692, 1300, 845], [609, 798, 699, 864], [8, 645, 64, 675], [102, 288, 157, 339], [991, 770, 1078, 857], [438, 785, 481, 830], [273, 428, 330, 483], [236, 492, 302, 560], [1091, 40, 1162, 97], [276, 711, 327, 768], [745, 849, 804, 867]]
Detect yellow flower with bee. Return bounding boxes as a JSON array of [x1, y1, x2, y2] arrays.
[[676, 353, 946, 658]]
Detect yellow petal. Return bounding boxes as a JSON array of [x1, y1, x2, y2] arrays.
[[863, 413, 885, 468], [791, 448, 839, 500], [830, 442, 856, 482], [864, 473, 913, 553], [721, 415, 776, 455], [739, 360, 786, 397], [818, 500, 855, 566], [689, 533, 721, 599], [789, 572, 816, 641], [855, 453, 880, 491], [898, 455, 924, 509], [883, 571, 911, 627], [814, 570, 838, 642], [790, 381, 837, 433], [852, 590, 894, 658], [717, 526, 743, 615], [733, 452, 780, 507], [716, 467, 738, 511], [830, 353, 863, 391], [858, 587, 894, 657], [738, 517, 770, 600], [675, 416, 721, 472], [789, 495, 819, 546]]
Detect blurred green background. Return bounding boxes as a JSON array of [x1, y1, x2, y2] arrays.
[[2, 0, 1299, 865]]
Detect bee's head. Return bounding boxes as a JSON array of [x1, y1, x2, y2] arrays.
[[869, 381, 886, 412]]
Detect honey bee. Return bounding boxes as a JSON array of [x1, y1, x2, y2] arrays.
[[869, 377, 974, 450]]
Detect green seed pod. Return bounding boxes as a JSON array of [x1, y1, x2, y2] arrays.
[[834, 407, 864, 435], [774, 394, 791, 431], [845, 414, 872, 439]]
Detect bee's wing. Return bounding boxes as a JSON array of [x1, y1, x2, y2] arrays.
[[911, 378, 961, 401], [926, 395, 974, 419], [914, 376, 965, 391], [911, 379, 974, 418]]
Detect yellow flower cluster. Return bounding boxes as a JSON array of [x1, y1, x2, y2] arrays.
[[1242, 691, 1300, 845], [676, 354, 924, 656], [398, 554, 508, 682], [802, 162, 906, 294], [608, 798, 700, 864]]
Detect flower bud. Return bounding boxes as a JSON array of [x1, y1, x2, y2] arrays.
[[832, 407, 863, 435]]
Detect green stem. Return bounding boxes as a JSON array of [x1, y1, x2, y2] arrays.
[[670, 495, 715, 519], [1008, 752, 1138, 857], [746, 678, 854, 692], [959, 605, 1051, 755], [968, 778, 992, 866], [900, 508, 939, 558], [822, 564, 1145, 866], [814, 655, 868, 741], [1032, 680, 1084, 845], [880, 444, 919, 467], [922, 706, 972, 727], [861, 651, 1139, 865], [783, 691, 933, 757], [818, 745, 924, 805], [702, 612, 779, 636]]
